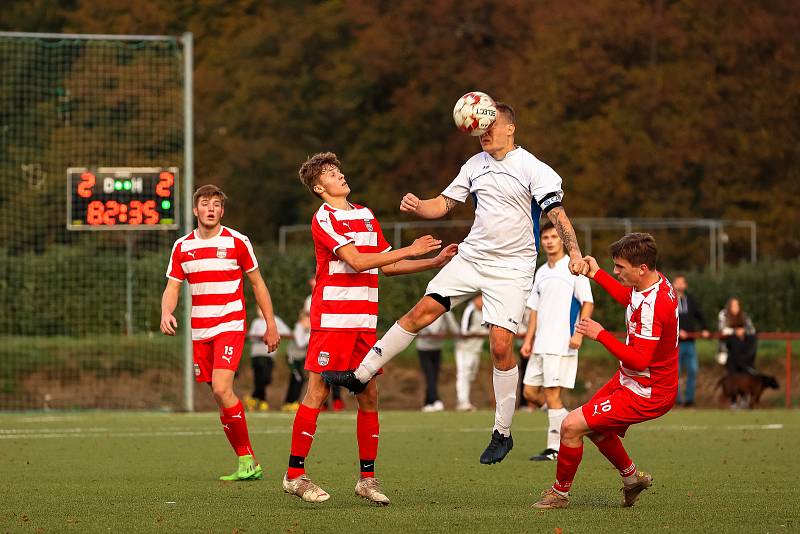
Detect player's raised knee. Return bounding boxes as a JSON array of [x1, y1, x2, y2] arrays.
[[401, 298, 444, 331], [559, 411, 583, 441]]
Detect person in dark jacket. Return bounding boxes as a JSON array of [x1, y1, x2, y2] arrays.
[[719, 297, 758, 375], [673, 275, 709, 407]]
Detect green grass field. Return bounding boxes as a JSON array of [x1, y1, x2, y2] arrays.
[[1, 409, 798, 533]]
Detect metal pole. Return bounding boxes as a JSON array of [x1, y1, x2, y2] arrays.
[[583, 225, 592, 255], [279, 227, 286, 254], [750, 222, 757, 264], [125, 232, 134, 336], [717, 222, 725, 277], [709, 224, 716, 276], [787, 339, 792, 409], [394, 223, 402, 249], [181, 32, 195, 413]]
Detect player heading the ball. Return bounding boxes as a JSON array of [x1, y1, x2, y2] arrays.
[[160, 184, 281, 482], [323, 99, 590, 466], [282, 152, 457, 505]]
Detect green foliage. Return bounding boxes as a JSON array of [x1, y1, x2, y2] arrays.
[[3, 0, 800, 262], [681, 261, 800, 332], [1, 242, 797, 335]]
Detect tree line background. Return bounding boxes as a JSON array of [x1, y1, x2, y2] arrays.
[[2, 0, 799, 266]]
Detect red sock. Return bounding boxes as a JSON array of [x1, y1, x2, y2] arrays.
[[220, 400, 253, 457], [553, 442, 583, 493], [356, 409, 379, 478], [287, 403, 320, 480], [593, 432, 635, 476]]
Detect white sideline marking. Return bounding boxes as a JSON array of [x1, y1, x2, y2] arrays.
[[458, 423, 784, 433], [0, 423, 784, 440]]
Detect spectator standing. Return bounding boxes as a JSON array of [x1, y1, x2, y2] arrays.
[[282, 309, 311, 412], [417, 312, 459, 412], [245, 309, 291, 411], [455, 295, 488, 411], [672, 275, 709, 407]]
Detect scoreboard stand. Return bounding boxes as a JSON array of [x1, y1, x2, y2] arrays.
[[67, 167, 179, 335]]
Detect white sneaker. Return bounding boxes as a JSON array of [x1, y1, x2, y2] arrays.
[[456, 402, 477, 412], [355, 477, 390, 505], [282, 473, 330, 503], [421, 400, 444, 412]]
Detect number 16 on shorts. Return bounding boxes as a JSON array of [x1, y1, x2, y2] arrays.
[[592, 399, 611, 417]]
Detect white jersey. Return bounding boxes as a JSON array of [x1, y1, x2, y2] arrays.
[[455, 302, 487, 354], [247, 315, 291, 357], [442, 147, 564, 275], [527, 255, 593, 356], [417, 312, 459, 351]]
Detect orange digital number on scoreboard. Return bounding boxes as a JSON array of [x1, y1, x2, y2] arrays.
[[67, 167, 178, 230]]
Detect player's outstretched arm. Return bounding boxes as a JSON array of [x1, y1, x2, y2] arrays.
[[586, 259, 632, 307], [160, 279, 182, 336], [380, 243, 458, 276], [246, 269, 281, 353], [400, 193, 459, 220], [546, 206, 589, 275], [336, 235, 442, 273], [576, 318, 656, 371]]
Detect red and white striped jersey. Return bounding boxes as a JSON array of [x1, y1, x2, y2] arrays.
[[310, 202, 391, 332], [618, 274, 679, 399], [166, 226, 258, 341]]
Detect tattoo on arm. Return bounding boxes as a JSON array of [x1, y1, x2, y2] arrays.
[[548, 207, 580, 256], [442, 196, 457, 213]]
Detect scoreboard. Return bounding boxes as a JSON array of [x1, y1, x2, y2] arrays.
[[67, 167, 179, 230]]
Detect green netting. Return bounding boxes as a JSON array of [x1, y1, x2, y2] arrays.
[[0, 34, 186, 409]]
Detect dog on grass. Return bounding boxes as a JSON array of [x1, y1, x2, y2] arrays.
[[717, 372, 779, 408]]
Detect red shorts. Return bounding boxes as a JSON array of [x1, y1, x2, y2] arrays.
[[192, 332, 245, 383], [582, 376, 674, 437], [305, 330, 381, 374]]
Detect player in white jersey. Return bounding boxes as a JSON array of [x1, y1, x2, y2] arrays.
[[520, 221, 594, 461], [160, 184, 281, 481], [323, 103, 590, 464]]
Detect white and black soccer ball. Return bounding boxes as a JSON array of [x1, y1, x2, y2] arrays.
[[453, 91, 497, 136]]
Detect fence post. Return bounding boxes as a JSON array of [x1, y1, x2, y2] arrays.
[[787, 339, 792, 409]]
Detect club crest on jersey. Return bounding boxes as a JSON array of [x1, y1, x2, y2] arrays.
[[318, 351, 330, 366], [364, 219, 373, 232], [216, 247, 227, 259]]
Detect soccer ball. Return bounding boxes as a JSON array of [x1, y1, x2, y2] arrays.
[[453, 91, 497, 136]]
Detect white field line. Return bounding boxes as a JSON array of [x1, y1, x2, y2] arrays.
[[0, 423, 784, 440], [457, 423, 785, 433]]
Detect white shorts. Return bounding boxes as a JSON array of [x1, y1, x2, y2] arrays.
[[523, 353, 578, 389], [425, 255, 533, 333]]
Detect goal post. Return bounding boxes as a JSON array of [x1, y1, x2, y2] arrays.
[[0, 31, 194, 411]]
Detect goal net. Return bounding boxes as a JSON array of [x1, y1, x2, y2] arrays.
[[0, 32, 190, 410]]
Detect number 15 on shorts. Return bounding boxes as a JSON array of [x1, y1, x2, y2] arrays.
[[592, 399, 611, 417]]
